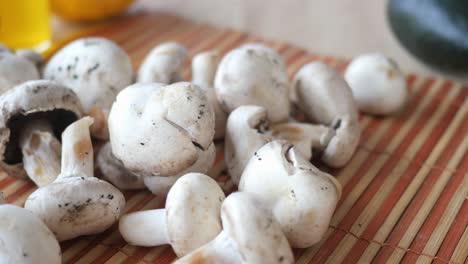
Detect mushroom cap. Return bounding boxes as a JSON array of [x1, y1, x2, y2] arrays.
[[143, 142, 216, 196], [166, 173, 225, 256], [109, 82, 215, 176], [43, 37, 133, 113], [0, 80, 82, 178], [220, 192, 294, 263], [24, 176, 125, 241], [0, 204, 61, 264], [97, 142, 145, 190], [215, 43, 290, 123], [239, 140, 341, 248], [345, 53, 408, 115], [137, 42, 187, 84], [0, 52, 40, 94], [224, 105, 272, 185], [293, 62, 361, 167]]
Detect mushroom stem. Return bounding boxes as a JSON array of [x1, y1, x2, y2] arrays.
[[19, 119, 61, 186], [59, 117, 94, 179], [119, 209, 169, 247], [270, 123, 335, 161], [192, 52, 218, 87], [175, 231, 241, 264]]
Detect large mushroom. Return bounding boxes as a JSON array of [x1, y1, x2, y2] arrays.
[[0, 80, 82, 185], [119, 173, 225, 257], [143, 142, 216, 196], [293, 62, 361, 167], [108, 82, 215, 177], [239, 140, 341, 248], [0, 51, 40, 94], [25, 117, 125, 241], [43, 37, 133, 139], [137, 42, 187, 84], [175, 192, 294, 264], [0, 193, 61, 263], [225, 105, 334, 185], [215, 43, 290, 123], [345, 53, 408, 115]]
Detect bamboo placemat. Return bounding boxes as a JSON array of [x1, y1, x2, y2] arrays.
[[1, 12, 467, 264]]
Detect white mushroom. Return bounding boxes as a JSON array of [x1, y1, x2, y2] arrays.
[[16, 49, 44, 70], [225, 105, 272, 185], [215, 43, 290, 123], [43, 37, 133, 139], [137, 42, 187, 84], [143, 142, 216, 196], [192, 51, 228, 140], [0, 52, 39, 94], [345, 53, 408, 115], [0, 196, 61, 263], [108, 82, 215, 177], [175, 192, 294, 264], [119, 173, 225, 257], [293, 62, 361, 167], [225, 105, 334, 185], [0, 80, 82, 185], [25, 117, 125, 241], [239, 140, 341, 248], [96, 142, 145, 190]]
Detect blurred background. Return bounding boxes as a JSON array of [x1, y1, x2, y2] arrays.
[[2, 0, 467, 79]]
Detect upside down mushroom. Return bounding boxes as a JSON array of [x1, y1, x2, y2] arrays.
[[0, 80, 82, 186], [25, 117, 125, 241]]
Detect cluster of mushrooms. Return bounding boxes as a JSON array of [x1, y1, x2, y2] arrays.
[[0, 37, 408, 263]]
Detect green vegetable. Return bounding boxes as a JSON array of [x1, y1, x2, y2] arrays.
[[388, 0, 468, 72]]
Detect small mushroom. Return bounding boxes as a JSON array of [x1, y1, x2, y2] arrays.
[[0, 196, 61, 263], [16, 49, 45, 70], [345, 53, 408, 115], [225, 105, 334, 185], [96, 142, 145, 190], [174, 192, 294, 264], [119, 173, 225, 257], [0, 52, 40, 94], [293, 62, 361, 167], [215, 43, 290, 123], [43, 37, 133, 139], [0, 80, 82, 185], [108, 82, 215, 177], [239, 140, 341, 248], [143, 142, 216, 196], [192, 51, 228, 140], [25, 117, 125, 241], [137, 42, 187, 84], [225, 105, 272, 185]]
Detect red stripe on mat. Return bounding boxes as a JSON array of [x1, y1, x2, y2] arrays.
[[310, 78, 449, 262]]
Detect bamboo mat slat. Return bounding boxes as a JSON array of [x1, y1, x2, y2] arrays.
[[1, 12, 467, 264]]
